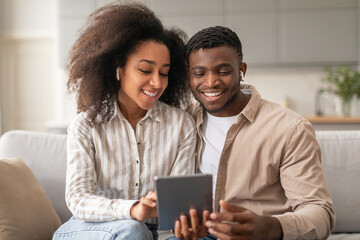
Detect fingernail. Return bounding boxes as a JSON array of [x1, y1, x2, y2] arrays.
[[208, 228, 216, 234], [205, 221, 214, 227]]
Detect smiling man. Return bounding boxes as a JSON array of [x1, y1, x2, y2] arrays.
[[171, 26, 335, 240]]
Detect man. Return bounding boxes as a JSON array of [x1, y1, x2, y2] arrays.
[[173, 26, 335, 240]]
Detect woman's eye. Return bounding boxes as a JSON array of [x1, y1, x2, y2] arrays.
[[159, 72, 168, 77], [139, 69, 151, 74]]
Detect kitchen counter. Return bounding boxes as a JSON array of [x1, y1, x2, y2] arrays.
[[305, 115, 360, 130]]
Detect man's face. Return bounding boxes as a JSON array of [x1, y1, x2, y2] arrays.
[[188, 46, 246, 117]]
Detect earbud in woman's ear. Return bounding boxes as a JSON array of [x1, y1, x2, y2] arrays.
[[116, 67, 120, 81], [240, 71, 245, 81]]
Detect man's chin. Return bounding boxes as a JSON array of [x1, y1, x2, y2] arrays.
[[200, 103, 223, 114]]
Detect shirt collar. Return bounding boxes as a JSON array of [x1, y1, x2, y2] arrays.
[[240, 84, 261, 124], [109, 101, 163, 123]]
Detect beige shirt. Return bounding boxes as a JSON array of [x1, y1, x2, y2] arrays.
[[188, 84, 335, 240], [66, 101, 196, 223]]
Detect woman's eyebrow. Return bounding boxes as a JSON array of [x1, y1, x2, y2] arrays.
[[139, 59, 170, 68]]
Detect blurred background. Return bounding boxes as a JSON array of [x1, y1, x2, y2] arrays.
[[0, 0, 359, 134]]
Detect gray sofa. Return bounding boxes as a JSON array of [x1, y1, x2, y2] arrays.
[[0, 130, 359, 239]]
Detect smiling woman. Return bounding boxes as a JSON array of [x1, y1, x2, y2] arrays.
[[52, 2, 196, 240], [116, 41, 171, 128]]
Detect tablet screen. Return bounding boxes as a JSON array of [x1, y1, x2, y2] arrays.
[[155, 174, 212, 230]]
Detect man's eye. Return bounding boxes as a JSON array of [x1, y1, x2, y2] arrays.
[[219, 71, 231, 75], [139, 69, 151, 74], [193, 72, 204, 78]]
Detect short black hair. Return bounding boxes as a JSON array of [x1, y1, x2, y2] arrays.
[[185, 26, 243, 64]]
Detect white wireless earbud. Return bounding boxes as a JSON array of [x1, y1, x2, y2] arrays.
[[116, 67, 120, 81], [240, 71, 244, 81]]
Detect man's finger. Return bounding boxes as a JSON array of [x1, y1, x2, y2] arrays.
[[189, 208, 200, 235], [209, 212, 248, 224], [206, 221, 253, 236], [180, 214, 191, 237], [174, 220, 184, 239], [208, 227, 248, 240], [220, 200, 247, 213], [199, 210, 210, 237]]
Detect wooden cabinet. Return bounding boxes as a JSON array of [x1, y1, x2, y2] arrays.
[[58, 0, 359, 67]]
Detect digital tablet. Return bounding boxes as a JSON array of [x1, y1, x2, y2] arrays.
[[155, 174, 212, 230]]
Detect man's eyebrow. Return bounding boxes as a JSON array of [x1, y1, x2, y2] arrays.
[[139, 59, 170, 68], [215, 63, 233, 68], [191, 66, 205, 71]]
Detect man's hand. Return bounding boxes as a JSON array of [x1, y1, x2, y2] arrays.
[[130, 191, 157, 221], [174, 208, 210, 240], [205, 200, 283, 240]]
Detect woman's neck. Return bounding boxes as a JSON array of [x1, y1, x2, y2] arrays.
[[117, 99, 147, 130]]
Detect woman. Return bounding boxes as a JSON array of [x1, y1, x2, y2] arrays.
[[53, 2, 196, 240]]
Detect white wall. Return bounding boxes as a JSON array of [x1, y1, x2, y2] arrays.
[[0, 0, 359, 133], [0, 0, 57, 133]]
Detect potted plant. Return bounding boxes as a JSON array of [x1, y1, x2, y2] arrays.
[[320, 65, 360, 116]]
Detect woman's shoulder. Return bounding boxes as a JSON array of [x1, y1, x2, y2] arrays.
[[68, 112, 92, 135]]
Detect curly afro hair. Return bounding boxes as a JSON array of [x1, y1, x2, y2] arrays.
[[67, 2, 188, 126]]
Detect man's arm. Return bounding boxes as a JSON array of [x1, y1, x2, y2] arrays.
[[274, 120, 335, 240]]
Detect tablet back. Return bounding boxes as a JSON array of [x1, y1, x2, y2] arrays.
[[155, 174, 212, 230]]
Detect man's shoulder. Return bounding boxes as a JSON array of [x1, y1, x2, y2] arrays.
[[258, 99, 312, 131]]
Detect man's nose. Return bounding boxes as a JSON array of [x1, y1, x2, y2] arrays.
[[204, 72, 218, 87]]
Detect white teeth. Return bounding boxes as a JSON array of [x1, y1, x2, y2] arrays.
[[203, 92, 222, 97], [143, 90, 157, 97]]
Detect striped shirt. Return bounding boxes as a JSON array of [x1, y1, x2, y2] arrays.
[[65, 101, 196, 223]]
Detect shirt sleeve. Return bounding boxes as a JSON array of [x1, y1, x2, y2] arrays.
[[65, 116, 138, 222], [169, 112, 196, 175], [273, 120, 335, 240]]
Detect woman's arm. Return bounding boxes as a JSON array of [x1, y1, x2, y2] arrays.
[[65, 116, 138, 222]]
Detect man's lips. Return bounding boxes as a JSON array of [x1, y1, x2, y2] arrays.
[[201, 90, 225, 98]]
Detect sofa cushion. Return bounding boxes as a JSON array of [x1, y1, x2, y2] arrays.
[[316, 131, 360, 233], [0, 158, 61, 240], [0, 130, 71, 223]]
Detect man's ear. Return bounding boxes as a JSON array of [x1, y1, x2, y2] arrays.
[[239, 62, 247, 77]]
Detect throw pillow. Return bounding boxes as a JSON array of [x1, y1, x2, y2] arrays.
[[0, 158, 61, 240]]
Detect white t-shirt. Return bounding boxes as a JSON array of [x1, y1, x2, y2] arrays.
[[199, 111, 239, 200]]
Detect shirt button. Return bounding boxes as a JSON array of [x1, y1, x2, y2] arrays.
[[136, 160, 139, 164], [137, 142, 140, 145], [135, 182, 139, 187]]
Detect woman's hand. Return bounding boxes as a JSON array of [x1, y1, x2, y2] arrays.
[[130, 191, 157, 221]]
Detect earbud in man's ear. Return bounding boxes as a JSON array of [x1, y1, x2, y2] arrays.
[[240, 71, 245, 81]]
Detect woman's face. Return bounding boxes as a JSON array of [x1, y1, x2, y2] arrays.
[[117, 40, 170, 112]]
